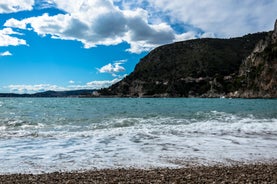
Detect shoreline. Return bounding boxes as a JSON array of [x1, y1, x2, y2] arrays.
[[1, 95, 277, 99], [1, 163, 276, 183]]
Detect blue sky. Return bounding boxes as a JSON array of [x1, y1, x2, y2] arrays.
[[0, 0, 276, 93]]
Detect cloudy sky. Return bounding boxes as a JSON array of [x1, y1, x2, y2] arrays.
[[0, 0, 276, 93]]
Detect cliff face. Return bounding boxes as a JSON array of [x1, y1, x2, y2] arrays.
[[232, 20, 277, 98], [99, 20, 276, 98]]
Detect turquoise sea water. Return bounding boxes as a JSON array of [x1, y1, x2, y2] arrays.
[[0, 98, 276, 173]]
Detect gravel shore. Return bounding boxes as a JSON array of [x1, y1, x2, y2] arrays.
[[0, 163, 276, 183]]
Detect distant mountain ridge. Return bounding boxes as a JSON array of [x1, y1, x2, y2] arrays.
[[0, 90, 95, 97], [99, 20, 277, 98]]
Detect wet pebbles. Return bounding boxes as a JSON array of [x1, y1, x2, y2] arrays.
[[0, 163, 276, 183]]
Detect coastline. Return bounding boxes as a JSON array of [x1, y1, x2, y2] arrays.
[[1, 89, 277, 98], [1, 163, 276, 183]]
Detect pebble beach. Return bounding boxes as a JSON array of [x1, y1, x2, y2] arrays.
[[0, 163, 276, 183]]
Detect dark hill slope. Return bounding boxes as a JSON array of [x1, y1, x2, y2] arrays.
[[100, 32, 268, 97]]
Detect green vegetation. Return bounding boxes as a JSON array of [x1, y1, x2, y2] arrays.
[[101, 32, 271, 97]]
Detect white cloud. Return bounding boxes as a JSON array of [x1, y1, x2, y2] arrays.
[[6, 78, 122, 93], [4, 18, 29, 30], [69, 80, 75, 84], [6, 84, 67, 94], [0, 28, 27, 47], [174, 31, 197, 42], [0, 0, 34, 14], [148, 0, 277, 37], [97, 61, 126, 74], [67, 78, 121, 90], [3, 0, 276, 53], [85, 78, 121, 89], [0, 51, 12, 56], [4, 0, 191, 53]]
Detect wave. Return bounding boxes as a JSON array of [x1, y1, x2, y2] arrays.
[[0, 110, 276, 174], [1, 111, 276, 139], [1, 99, 277, 173], [93, 111, 277, 137]]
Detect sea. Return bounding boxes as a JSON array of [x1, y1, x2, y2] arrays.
[[0, 98, 276, 174]]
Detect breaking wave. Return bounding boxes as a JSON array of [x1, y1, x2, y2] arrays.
[[0, 98, 276, 173]]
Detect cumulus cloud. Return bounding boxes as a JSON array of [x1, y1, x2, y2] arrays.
[[0, 51, 12, 56], [148, 0, 277, 37], [0, 0, 34, 14], [3, 0, 275, 53], [97, 60, 126, 74], [4, 0, 191, 53], [0, 28, 27, 47]]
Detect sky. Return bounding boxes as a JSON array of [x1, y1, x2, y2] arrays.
[[0, 0, 276, 93]]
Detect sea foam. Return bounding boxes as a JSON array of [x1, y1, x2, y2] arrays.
[[0, 98, 276, 173]]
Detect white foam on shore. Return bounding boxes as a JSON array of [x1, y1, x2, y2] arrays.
[[1, 111, 276, 138], [0, 111, 277, 174]]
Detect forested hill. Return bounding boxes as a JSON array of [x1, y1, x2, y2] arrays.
[[99, 30, 273, 97]]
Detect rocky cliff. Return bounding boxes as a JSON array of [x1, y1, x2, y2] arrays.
[[99, 20, 276, 98], [231, 20, 277, 98]]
